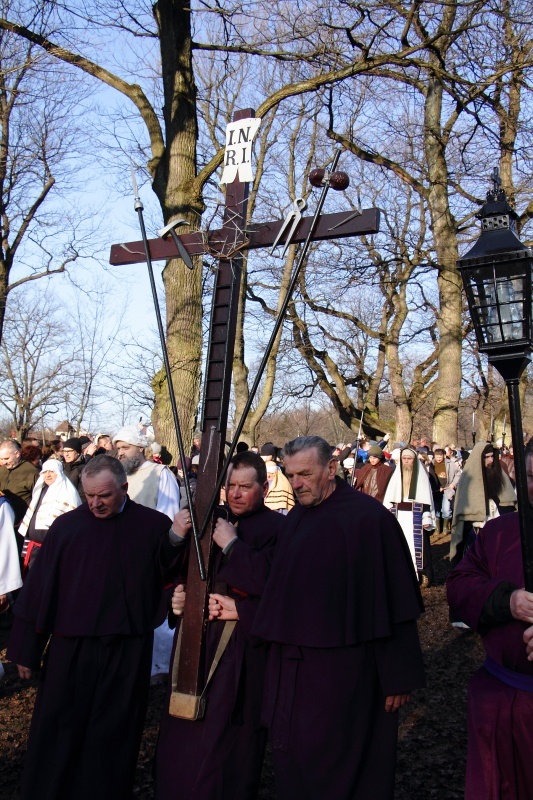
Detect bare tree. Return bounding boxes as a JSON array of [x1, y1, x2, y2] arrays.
[[0, 291, 72, 439]]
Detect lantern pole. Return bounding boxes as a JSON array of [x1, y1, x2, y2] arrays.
[[490, 356, 533, 591]]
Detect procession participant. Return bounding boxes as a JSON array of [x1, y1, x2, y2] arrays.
[[260, 442, 295, 514], [62, 437, 88, 502], [252, 436, 425, 800], [383, 446, 436, 585], [352, 443, 393, 503], [447, 438, 533, 800], [155, 450, 285, 800], [18, 459, 81, 573], [0, 492, 21, 614], [427, 447, 461, 534], [113, 425, 180, 518], [0, 440, 39, 528], [7, 455, 185, 800], [449, 441, 515, 567], [113, 424, 181, 679]]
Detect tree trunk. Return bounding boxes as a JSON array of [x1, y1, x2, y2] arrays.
[[150, 0, 203, 458], [424, 72, 462, 446]]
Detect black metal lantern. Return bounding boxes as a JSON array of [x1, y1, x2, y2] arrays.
[[458, 172, 533, 381], [457, 168, 533, 588]]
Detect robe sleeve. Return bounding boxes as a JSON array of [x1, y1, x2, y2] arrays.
[[447, 528, 512, 630], [7, 616, 49, 670], [374, 620, 426, 696], [217, 537, 275, 596]]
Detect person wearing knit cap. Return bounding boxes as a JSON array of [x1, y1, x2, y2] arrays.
[[353, 444, 393, 504], [260, 443, 295, 514], [113, 425, 181, 679], [383, 447, 436, 585], [62, 438, 88, 503]]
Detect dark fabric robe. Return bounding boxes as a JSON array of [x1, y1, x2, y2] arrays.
[[155, 503, 285, 800], [7, 499, 183, 800], [447, 512, 533, 800], [252, 479, 425, 800]]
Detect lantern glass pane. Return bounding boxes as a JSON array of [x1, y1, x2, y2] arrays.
[[468, 270, 526, 344]]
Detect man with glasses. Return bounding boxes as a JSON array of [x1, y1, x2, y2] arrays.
[[62, 437, 87, 502]]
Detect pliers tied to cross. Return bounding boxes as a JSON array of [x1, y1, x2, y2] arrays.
[[270, 198, 307, 257]]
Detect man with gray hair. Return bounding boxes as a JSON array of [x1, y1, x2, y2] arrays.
[[252, 436, 425, 800], [7, 454, 186, 800]]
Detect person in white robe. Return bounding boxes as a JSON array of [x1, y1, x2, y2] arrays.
[[383, 447, 436, 585]]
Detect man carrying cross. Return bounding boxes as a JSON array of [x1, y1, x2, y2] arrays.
[[155, 450, 285, 800]]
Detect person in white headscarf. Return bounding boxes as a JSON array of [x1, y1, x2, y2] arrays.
[[18, 460, 81, 573], [383, 447, 436, 586]]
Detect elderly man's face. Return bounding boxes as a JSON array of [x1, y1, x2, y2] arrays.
[[0, 446, 21, 468], [284, 448, 336, 508], [115, 441, 144, 474], [83, 470, 127, 519], [401, 452, 416, 469], [226, 466, 267, 517]]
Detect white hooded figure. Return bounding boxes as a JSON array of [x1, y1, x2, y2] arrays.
[[383, 447, 436, 583], [19, 459, 81, 572]]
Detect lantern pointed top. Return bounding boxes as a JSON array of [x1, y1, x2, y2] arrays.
[[489, 166, 503, 201]]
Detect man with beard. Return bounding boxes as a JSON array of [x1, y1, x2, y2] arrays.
[[113, 425, 181, 678], [251, 437, 425, 800], [112, 426, 180, 518], [383, 447, 436, 585], [449, 442, 516, 568], [155, 451, 285, 800], [447, 439, 533, 799], [353, 444, 393, 503]]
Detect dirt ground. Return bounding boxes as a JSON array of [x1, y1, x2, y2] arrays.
[[0, 533, 483, 799]]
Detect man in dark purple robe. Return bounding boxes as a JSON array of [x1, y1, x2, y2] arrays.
[[7, 455, 185, 800], [251, 436, 426, 800], [447, 439, 533, 800], [155, 450, 285, 800]]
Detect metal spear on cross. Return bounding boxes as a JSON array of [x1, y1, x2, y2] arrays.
[[109, 108, 380, 719]]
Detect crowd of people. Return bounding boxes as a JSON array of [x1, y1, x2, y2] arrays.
[[0, 424, 532, 800]]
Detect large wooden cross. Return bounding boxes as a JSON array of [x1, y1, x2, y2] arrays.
[[109, 109, 380, 719]]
